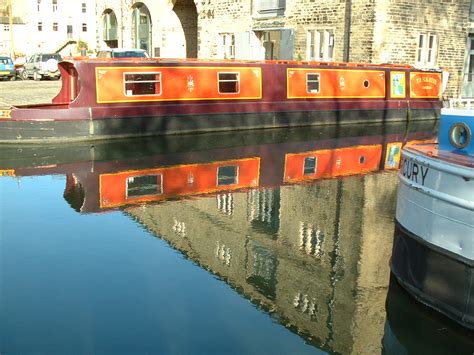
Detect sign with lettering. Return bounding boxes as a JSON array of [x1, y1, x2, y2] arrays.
[[399, 155, 429, 186], [410, 72, 442, 98]]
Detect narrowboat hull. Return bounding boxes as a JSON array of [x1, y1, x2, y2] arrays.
[[0, 58, 443, 143], [391, 115, 474, 330]]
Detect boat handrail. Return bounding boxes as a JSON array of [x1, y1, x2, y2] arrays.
[[448, 98, 474, 109]]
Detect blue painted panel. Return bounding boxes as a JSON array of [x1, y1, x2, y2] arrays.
[[439, 110, 474, 155]]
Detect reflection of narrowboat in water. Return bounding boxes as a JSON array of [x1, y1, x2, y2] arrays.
[[1, 121, 436, 213], [0, 57, 442, 142], [391, 102, 474, 330]]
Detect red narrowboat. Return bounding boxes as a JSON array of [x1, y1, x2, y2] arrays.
[[0, 58, 443, 143]]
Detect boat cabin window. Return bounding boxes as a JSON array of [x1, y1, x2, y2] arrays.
[[306, 73, 320, 93], [217, 165, 238, 185], [126, 174, 163, 198], [303, 156, 317, 175], [124, 72, 162, 96], [218, 72, 240, 94]]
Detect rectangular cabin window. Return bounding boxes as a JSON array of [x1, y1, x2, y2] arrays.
[[126, 174, 163, 198], [306, 73, 320, 93], [218, 72, 240, 94], [303, 157, 317, 175], [217, 165, 238, 186], [124, 72, 162, 96]]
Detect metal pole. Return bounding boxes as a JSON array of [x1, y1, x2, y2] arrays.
[[8, 0, 14, 58]]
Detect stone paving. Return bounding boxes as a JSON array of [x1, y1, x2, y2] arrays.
[[0, 79, 62, 108]]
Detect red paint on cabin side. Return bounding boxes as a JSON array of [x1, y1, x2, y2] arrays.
[[283, 145, 383, 183], [99, 158, 260, 208]]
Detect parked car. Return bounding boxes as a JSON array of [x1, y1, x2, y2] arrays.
[[0, 56, 16, 81], [21, 53, 62, 80], [96, 48, 149, 59]]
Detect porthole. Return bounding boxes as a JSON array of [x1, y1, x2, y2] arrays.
[[449, 122, 471, 149], [363, 80, 370, 88], [359, 155, 366, 164]]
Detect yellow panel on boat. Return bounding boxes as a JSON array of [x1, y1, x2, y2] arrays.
[[287, 68, 386, 99], [95, 66, 262, 103]]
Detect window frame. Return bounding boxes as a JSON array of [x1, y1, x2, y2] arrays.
[[217, 72, 240, 94], [82, 23, 87, 32], [38, 22, 43, 31], [306, 29, 334, 62], [306, 73, 320, 94], [53, 22, 58, 32], [303, 156, 318, 175], [123, 71, 162, 97], [126, 174, 163, 199], [52, 0, 58, 12], [416, 32, 438, 67], [217, 165, 239, 186], [82, 2, 86, 13]]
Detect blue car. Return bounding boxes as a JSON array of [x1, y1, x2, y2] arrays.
[[0, 56, 15, 81]]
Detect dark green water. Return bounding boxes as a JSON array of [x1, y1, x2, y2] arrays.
[[1, 123, 473, 354]]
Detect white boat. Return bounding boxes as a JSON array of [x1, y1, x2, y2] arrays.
[[391, 99, 474, 330]]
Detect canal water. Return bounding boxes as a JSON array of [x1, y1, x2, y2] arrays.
[[1, 122, 473, 354]]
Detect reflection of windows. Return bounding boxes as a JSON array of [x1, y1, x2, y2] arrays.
[[126, 174, 163, 198], [306, 29, 334, 61], [217, 193, 234, 216], [219, 33, 235, 59], [299, 222, 325, 257], [217, 165, 238, 185], [303, 156, 317, 175], [124, 72, 162, 96], [306, 74, 320, 94], [416, 33, 438, 67], [218, 72, 240, 94]]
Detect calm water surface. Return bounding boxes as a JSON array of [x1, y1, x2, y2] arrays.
[[1, 122, 473, 354]]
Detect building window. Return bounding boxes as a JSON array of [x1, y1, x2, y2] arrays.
[[253, 0, 286, 17], [416, 33, 438, 67], [217, 165, 238, 186], [52, 0, 57, 12], [126, 174, 163, 198], [37, 0, 41, 11], [124, 72, 162, 96], [471, 0, 474, 20], [307, 29, 334, 61], [53, 22, 58, 31], [218, 72, 240, 94], [82, 2, 86, 13], [82, 23, 87, 32], [306, 74, 320, 94], [38, 22, 43, 31], [3, 25, 9, 32], [219, 33, 235, 59]]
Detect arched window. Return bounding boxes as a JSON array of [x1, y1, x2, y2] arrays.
[[102, 9, 118, 48], [131, 3, 152, 53]]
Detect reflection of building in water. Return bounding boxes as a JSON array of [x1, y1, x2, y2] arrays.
[[126, 172, 398, 353]]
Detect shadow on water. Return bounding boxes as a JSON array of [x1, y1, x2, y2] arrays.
[[383, 275, 474, 354]]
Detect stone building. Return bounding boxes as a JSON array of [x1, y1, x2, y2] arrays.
[[0, 0, 97, 56], [1, 0, 473, 98]]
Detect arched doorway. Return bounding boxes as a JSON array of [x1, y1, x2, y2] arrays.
[[102, 9, 118, 48], [172, 0, 198, 58], [131, 3, 152, 53]]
